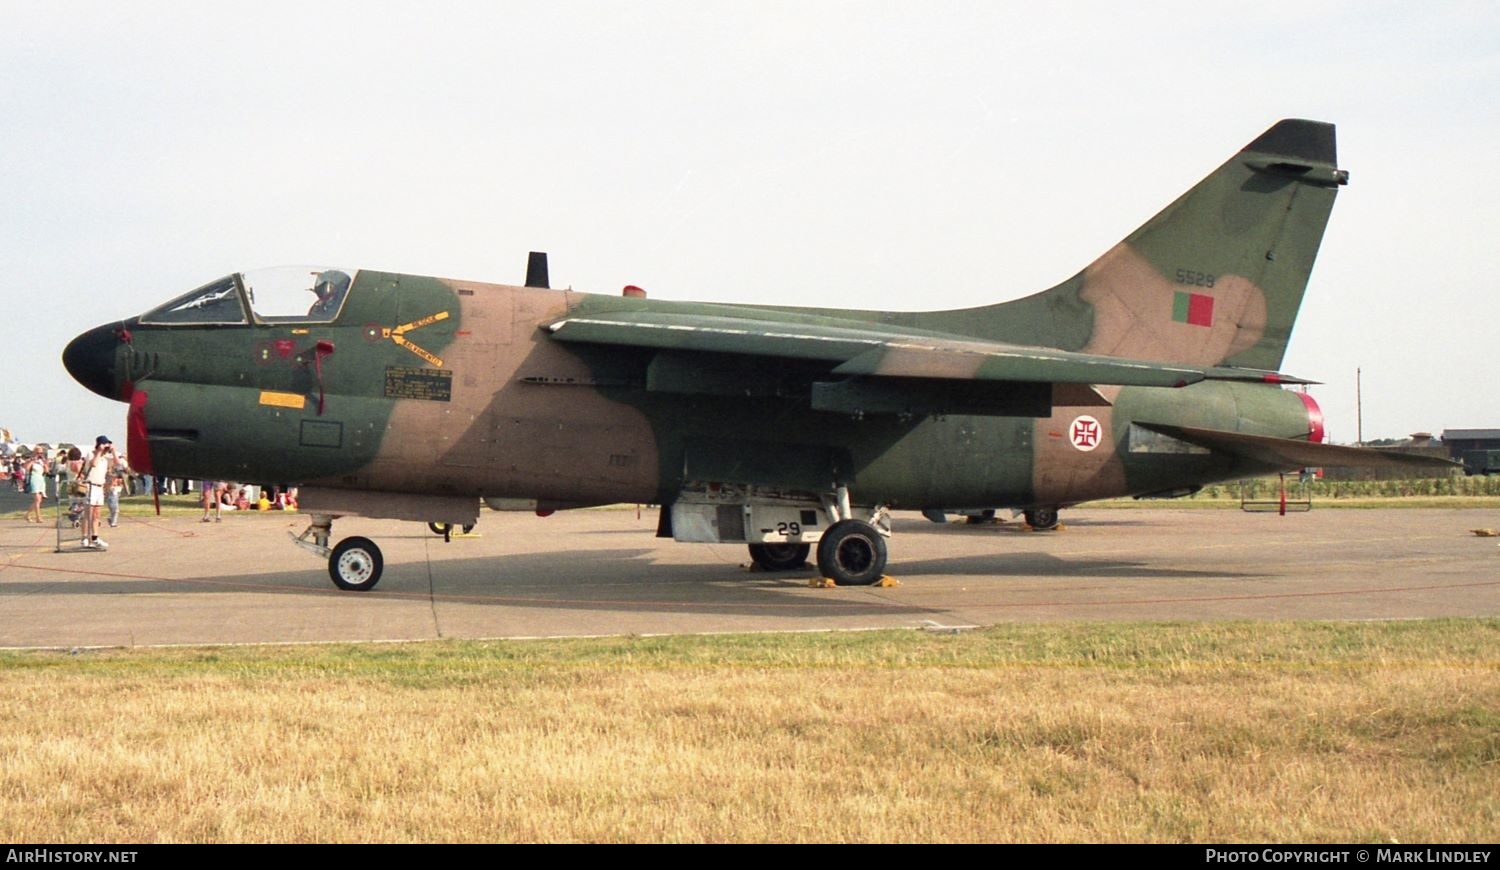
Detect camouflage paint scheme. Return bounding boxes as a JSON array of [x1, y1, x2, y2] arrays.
[[64, 120, 1436, 549]]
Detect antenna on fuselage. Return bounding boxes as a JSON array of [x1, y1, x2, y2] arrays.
[[525, 252, 550, 289]]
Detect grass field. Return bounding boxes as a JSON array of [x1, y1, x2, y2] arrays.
[[2, 621, 1496, 842], [1090, 495, 1500, 510], [1088, 475, 1500, 510]]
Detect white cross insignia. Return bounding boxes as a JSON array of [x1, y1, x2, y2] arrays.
[[1069, 416, 1102, 451]]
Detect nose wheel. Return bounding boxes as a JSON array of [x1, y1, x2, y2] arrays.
[[329, 536, 383, 591], [292, 516, 385, 591]]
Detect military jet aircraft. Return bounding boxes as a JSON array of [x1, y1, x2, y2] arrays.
[[63, 119, 1446, 590]]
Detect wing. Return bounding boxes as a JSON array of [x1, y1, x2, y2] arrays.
[[545, 310, 1307, 417], [547, 310, 1207, 387]]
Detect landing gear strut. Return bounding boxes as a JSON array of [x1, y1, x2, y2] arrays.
[[292, 515, 385, 591]]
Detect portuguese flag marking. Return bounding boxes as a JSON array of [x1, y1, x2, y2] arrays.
[[1172, 290, 1214, 327]]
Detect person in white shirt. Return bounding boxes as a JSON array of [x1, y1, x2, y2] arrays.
[[82, 436, 113, 549]]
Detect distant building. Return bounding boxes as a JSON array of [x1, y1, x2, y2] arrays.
[[1440, 429, 1500, 455], [1441, 429, 1500, 475]]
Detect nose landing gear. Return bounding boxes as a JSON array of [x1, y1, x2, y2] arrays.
[[329, 537, 383, 591], [292, 515, 385, 591]]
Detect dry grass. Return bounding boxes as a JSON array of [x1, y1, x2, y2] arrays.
[[1, 622, 1497, 842], [1091, 495, 1500, 510]]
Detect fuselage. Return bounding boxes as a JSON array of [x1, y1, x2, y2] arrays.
[[57, 121, 1360, 591], [63, 267, 1315, 516]]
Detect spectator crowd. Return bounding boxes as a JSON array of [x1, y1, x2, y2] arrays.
[[5, 438, 298, 547]]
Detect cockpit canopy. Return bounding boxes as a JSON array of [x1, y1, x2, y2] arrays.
[[140, 267, 356, 325]]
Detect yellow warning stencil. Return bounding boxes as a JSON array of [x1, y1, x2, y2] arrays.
[[379, 310, 450, 367], [259, 390, 306, 409]]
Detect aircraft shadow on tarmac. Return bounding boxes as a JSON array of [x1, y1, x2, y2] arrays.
[[401, 548, 919, 619], [0, 547, 938, 619], [908, 517, 1157, 534], [1, 541, 1262, 618], [889, 550, 1263, 581]]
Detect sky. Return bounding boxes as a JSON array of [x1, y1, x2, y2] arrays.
[[3, 1, 1497, 446]]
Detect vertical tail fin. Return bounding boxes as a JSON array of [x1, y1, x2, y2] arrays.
[[928, 119, 1346, 371]]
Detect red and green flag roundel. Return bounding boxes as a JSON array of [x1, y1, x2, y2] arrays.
[[1172, 290, 1214, 327]]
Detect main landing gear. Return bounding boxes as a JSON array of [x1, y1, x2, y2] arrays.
[[428, 521, 475, 537], [732, 486, 891, 585], [814, 486, 892, 586], [815, 517, 888, 585], [745, 517, 889, 585], [292, 515, 384, 591], [790, 488, 886, 586], [747, 524, 888, 585], [1024, 506, 1060, 531], [748, 542, 811, 572]]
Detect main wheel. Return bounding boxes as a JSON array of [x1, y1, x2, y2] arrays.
[[329, 536, 383, 591], [815, 520, 888, 586], [748, 542, 811, 572], [1025, 506, 1059, 531], [964, 509, 997, 525]]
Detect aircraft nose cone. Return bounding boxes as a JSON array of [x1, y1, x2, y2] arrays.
[[63, 323, 123, 401]]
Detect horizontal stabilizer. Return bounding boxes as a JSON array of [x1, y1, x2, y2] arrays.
[[1139, 423, 1459, 471], [1200, 367, 1319, 386]]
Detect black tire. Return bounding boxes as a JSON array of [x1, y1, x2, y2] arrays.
[[964, 509, 997, 525], [748, 542, 811, 572], [815, 520, 888, 586], [428, 522, 475, 536], [329, 536, 383, 591], [1025, 506, 1059, 531]]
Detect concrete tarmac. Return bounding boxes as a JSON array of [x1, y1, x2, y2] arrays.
[[2, 494, 1497, 649]]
